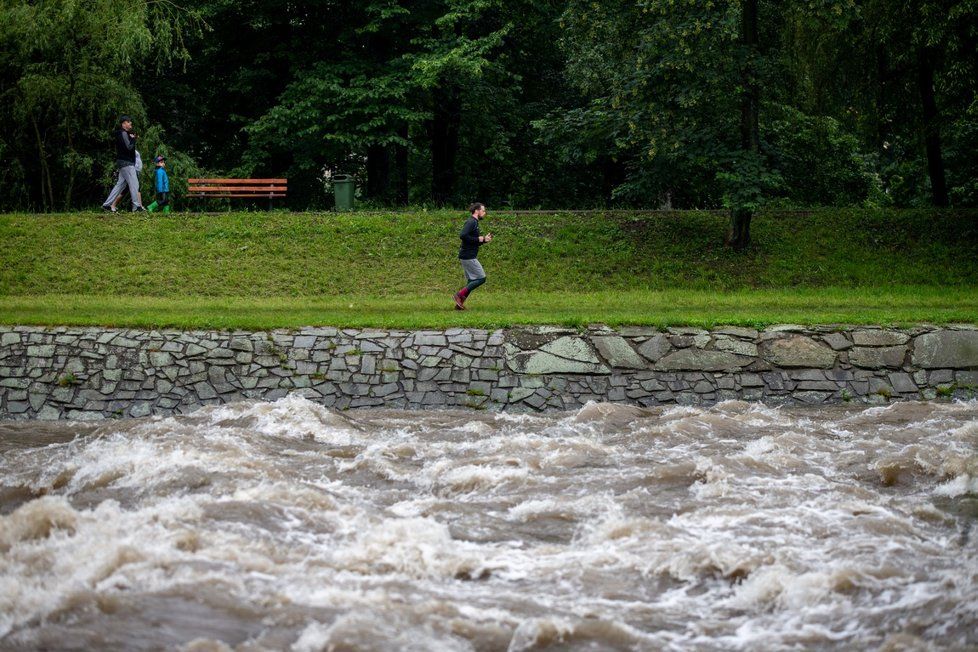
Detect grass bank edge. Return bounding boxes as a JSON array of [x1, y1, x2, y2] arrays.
[[1, 288, 976, 330]]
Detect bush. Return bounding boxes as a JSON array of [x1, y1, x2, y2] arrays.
[[765, 104, 878, 207]]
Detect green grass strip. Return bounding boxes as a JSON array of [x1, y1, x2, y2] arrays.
[[2, 287, 976, 330]]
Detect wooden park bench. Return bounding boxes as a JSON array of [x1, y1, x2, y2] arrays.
[[187, 178, 287, 209]]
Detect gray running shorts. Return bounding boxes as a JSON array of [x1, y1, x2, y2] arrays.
[[460, 258, 485, 281]]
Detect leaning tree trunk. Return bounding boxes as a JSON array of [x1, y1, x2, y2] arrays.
[[32, 118, 54, 212], [727, 0, 759, 251], [917, 46, 949, 207]]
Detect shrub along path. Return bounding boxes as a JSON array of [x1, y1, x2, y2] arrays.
[[1, 210, 976, 329]]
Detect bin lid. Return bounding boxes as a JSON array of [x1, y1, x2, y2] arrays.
[[333, 174, 353, 182]]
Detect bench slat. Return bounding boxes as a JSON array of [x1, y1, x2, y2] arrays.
[[189, 186, 286, 192], [187, 193, 288, 198], [187, 177, 288, 206], [189, 178, 287, 185]]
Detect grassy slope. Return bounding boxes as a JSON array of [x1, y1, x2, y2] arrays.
[[1, 209, 976, 328]]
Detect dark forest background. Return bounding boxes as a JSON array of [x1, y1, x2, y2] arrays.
[[2, 0, 976, 217]]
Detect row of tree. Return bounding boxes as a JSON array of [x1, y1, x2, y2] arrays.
[[2, 1, 976, 231]]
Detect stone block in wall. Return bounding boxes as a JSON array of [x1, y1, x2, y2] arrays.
[[829, 369, 854, 382], [506, 336, 610, 375], [848, 346, 907, 369], [715, 326, 759, 339], [591, 336, 647, 369], [868, 378, 893, 396], [655, 349, 751, 372], [790, 370, 828, 381], [794, 391, 831, 404], [796, 380, 839, 391], [821, 332, 852, 351], [637, 335, 672, 362], [714, 337, 758, 357], [762, 336, 837, 368], [957, 371, 978, 387], [913, 330, 978, 369], [887, 373, 917, 394], [372, 383, 400, 397], [852, 330, 910, 346], [761, 372, 788, 391], [760, 325, 807, 339]]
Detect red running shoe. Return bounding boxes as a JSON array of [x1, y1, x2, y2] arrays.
[[452, 292, 466, 310]]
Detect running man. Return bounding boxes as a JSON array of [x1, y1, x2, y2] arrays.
[[453, 202, 492, 310]]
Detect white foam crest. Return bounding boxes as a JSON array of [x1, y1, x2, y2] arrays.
[[949, 420, 978, 445], [203, 394, 363, 444], [179, 638, 235, 652], [659, 404, 705, 420], [507, 493, 618, 523], [713, 615, 866, 651], [0, 494, 206, 637], [292, 613, 471, 652], [571, 401, 649, 424], [507, 617, 576, 652], [330, 516, 497, 579], [5, 404, 358, 498], [229, 481, 340, 513], [933, 473, 978, 497], [727, 564, 842, 611], [427, 429, 615, 460], [387, 496, 443, 518], [711, 401, 799, 430], [60, 436, 214, 495], [491, 411, 550, 425], [742, 436, 777, 457], [282, 584, 405, 611], [291, 621, 333, 652], [657, 539, 766, 583], [334, 445, 397, 478], [437, 463, 529, 493], [688, 457, 733, 499], [454, 420, 495, 435]]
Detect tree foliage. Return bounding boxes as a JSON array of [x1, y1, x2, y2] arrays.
[[0, 0, 975, 213]]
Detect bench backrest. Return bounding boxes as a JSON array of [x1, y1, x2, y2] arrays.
[[187, 178, 287, 198]]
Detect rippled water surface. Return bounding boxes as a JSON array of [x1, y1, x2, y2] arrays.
[[1, 397, 977, 651]]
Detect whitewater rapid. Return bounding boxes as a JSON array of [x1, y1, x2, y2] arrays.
[[1, 396, 976, 650]]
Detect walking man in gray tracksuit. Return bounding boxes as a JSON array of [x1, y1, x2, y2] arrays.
[[101, 115, 144, 212], [453, 203, 492, 310]]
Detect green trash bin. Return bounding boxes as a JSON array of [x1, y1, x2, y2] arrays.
[[333, 174, 354, 210]]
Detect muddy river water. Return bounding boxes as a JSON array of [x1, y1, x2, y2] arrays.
[[1, 397, 976, 650]]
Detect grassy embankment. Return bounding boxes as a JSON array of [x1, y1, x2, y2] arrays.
[[1, 209, 976, 329]]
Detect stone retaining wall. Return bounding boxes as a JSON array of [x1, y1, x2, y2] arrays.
[[2, 324, 977, 420]]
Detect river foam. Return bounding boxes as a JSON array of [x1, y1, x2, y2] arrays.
[[1, 397, 976, 650]]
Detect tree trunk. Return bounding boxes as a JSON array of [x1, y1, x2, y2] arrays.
[[64, 68, 76, 209], [365, 144, 391, 201], [395, 123, 409, 205], [729, 207, 753, 250], [430, 85, 460, 206], [917, 46, 949, 207], [32, 118, 54, 211], [727, 0, 759, 252]]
